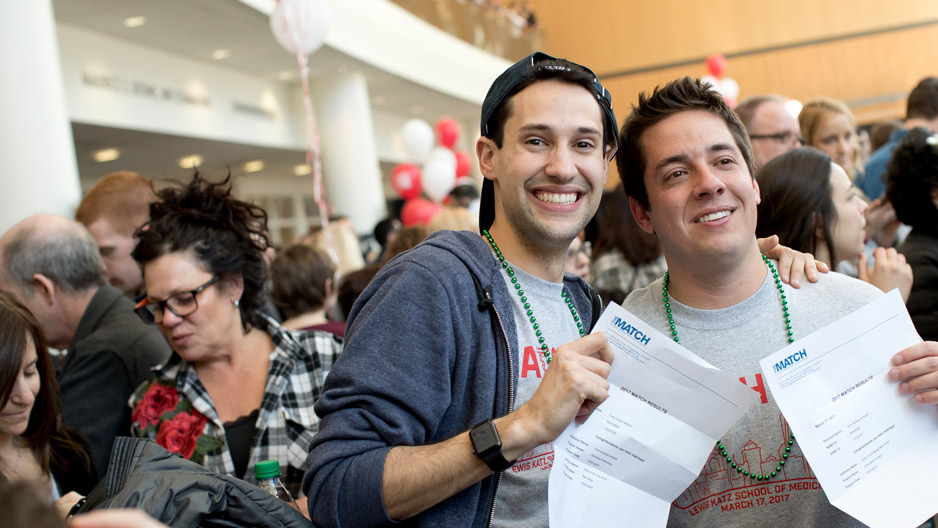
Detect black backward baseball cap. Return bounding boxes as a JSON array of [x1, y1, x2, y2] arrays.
[[478, 52, 618, 232]]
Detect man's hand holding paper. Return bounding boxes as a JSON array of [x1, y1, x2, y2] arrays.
[[760, 290, 938, 528]]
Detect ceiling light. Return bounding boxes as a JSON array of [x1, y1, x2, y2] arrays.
[[293, 164, 312, 176], [92, 148, 120, 162], [123, 16, 146, 28], [243, 160, 265, 173], [212, 49, 230, 60], [178, 155, 203, 169], [786, 99, 803, 119]]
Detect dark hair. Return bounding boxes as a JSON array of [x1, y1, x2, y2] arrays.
[[0, 294, 95, 490], [870, 119, 903, 152], [593, 185, 661, 266], [449, 184, 480, 202], [132, 172, 270, 332], [372, 218, 401, 249], [484, 59, 618, 153], [885, 127, 938, 231], [0, 293, 57, 476], [1, 296, 92, 485], [617, 76, 754, 211], [270, 244, 336, 319], [337, 265, 381, 321], [906, 77, 938, 121], [756, 147, 840, 264]]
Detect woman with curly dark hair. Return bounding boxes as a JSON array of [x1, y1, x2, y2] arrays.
[[887, 128, 938, 340], [128, 172, 341, 496], [0, 292, 96, 514]]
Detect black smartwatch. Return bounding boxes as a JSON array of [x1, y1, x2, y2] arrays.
[[469, 419, 514, 472]]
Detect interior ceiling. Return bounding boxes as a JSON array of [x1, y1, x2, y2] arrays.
[[52, 0, 481, 188]]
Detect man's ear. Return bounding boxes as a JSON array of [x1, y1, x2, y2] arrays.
[[752, 176, 762, 205], [600, 146, 613, 186], [629, 197, 656, 235], [31, 274, 57, 307], [477, 136, 497, 181]]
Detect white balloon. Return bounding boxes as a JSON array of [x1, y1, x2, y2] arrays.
[[270, 0, 331, 56], [422, 147, 457, 202], [700, 75, 721, 93], [719, 77, 740, 100], [402, 119, 435, 162]]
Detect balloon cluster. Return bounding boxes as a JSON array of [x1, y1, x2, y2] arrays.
[[701, 54, 740, 109], [392, 117, 473, 226]]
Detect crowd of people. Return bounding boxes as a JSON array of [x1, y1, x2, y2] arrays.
[[0, 50, 937, 528]]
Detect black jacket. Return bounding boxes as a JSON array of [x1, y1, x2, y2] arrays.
[[898, 230, 938, 340], [56, 285, 171, 477], [75, 437, 312, 528]]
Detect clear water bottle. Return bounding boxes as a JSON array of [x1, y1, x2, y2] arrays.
[[254, 459, 300, 511]]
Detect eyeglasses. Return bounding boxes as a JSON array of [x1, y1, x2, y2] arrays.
[[749, 131, 804, 146], [566, 241, 592, 262], [135, 277, 218, 325]]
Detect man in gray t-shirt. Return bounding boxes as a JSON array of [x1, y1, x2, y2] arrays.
[[616, 76, 938, 528]]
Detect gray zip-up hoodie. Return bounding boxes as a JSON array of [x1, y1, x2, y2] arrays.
[[303, 230, 598, 527]]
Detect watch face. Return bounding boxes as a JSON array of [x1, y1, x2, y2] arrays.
[[471, 421, 499, 451]]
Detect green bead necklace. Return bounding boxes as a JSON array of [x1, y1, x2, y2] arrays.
[[662, 253, 795, 482], [482, 230, 585, 364]]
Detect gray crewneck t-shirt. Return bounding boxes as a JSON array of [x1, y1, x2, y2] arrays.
[[491, 262, 582, 528], [624, 265, 881, 528]]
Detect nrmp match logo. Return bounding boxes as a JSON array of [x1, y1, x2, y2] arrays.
[[772, 349, 807, 373]]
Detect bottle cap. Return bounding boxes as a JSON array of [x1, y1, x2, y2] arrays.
[[254, 459, 282, 479]]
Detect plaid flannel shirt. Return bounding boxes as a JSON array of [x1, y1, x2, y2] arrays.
[[591, 249, 667, 297], [129, 314, 341, 496]]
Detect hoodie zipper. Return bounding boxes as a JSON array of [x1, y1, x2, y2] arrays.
[[485, 288, 513, 528]]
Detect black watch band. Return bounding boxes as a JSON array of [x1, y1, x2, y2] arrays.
[[469, 419, 514, 472]]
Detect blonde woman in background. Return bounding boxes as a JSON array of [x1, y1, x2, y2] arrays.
[[427, 206, 479, 234], [799, 97, 864, 184], [304, 217, 366, 279]]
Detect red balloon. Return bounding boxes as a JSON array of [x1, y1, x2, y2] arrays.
[[391, 164, 422, 201], [400, 198, 442, 227], [706, 54, 727, 78], [436, 118, 461, 150], [454, 150, 472, 177]]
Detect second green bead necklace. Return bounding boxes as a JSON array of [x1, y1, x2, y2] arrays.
[[662, 253, 796, 482]]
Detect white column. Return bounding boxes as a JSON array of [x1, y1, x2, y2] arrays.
[[310, 72, 386, 234], [0, 0, 81, 234]]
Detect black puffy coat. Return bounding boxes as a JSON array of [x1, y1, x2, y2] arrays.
[[74, 437, 312, 527]]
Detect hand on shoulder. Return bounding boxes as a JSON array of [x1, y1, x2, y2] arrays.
[[758, 235, 829, 288]]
